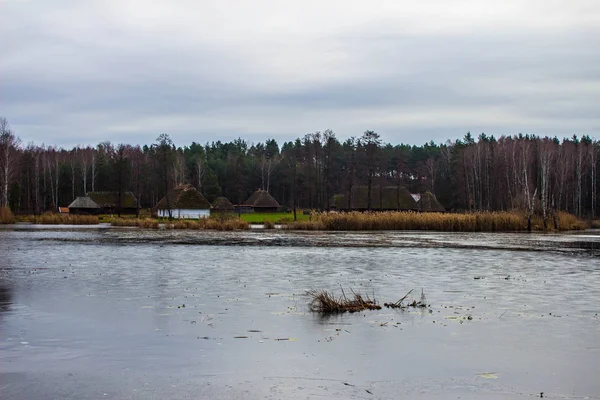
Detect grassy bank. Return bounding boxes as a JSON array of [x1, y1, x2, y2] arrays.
[[166, 218, 249, 230], [15, 214, 100, 225], [111, 218, 159, 229], [240, 212, 310, 224], [286, 211, 587, 232], [111, 217, 249, 230]]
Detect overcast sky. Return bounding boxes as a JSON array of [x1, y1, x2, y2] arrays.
[[1, 0, 599, 147]]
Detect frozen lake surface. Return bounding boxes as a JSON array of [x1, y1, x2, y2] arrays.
[[1, 226, 599, 399]]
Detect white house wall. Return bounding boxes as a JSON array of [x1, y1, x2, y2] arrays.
[[158, 209, 210, 219]]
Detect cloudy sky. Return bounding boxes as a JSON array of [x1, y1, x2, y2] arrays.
[[1, 0, 599, 147]]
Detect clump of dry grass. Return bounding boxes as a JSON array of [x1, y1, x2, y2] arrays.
[[308, 288, 381, 313], [0, 207, 15, 224], [384, 289, 428, 309], [32, 214, 99, 225], [286, 211, 586, 232], [165, 218, 249, 231], [263, 220, 275, 229], [553, 212, 588, 231]]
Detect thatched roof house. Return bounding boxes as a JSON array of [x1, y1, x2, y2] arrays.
[[68, 196, 101, 214], [332, 185, 418, 211], [243, 189, 280, 213], [417, 191, 445, 212], [156, 184, 211, 219], [87, 191, 138, 214], [212, 196, 234, 212]]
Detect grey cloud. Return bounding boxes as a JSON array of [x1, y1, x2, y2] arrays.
[[1, 1, 599, 147]]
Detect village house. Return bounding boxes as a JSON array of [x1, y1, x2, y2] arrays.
[[68, 192, 138, 215], [240, 189, 280, 213], [211, 196, 235, 214], [155, 184, 211, 219], [331, 185, 418, 211]]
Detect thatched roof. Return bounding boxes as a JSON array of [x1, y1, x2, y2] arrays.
[[332, 185, 418, 210], [88, 192, 137, 208], [68, 196, 100, 209], [212, 196, 234, 211], [243, 189, 280, 209], [156, 184, 211, 210], [417, 191, 445, 212]]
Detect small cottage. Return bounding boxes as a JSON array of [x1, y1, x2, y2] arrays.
[[156, 184, 211, 219], [87, 192, 138, 214], [417, 191, 446, 212], [68, 196, 101, 215], [331, 185, 418, 211], [211, 196, 235, 213], [242, 189, 280, 213]]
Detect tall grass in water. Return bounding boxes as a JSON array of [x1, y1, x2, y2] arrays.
[[166, 218, 250, 231], [33, 214, 99, 225], [111, 218, 159, 229], [0, 207, 16, 224], [286, 211, 586, 232]]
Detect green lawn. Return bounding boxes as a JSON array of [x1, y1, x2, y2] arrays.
[[240, 212, 310, 224]]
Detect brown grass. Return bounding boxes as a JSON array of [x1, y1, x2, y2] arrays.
[[552, 212, 588, 231], [0, 207, 16, 224], [111, 218, 159, 229], [308, 289, 381, 313], [30, 214, 100, 225], [263, 220, 275, 229], [286, 211, 587, 232], [165, 218, 250, 231]]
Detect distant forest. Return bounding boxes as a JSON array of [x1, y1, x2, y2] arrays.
[[0, 116, 598, 218]]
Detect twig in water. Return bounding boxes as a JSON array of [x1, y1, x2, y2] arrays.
[[499, 310, 508, 319]]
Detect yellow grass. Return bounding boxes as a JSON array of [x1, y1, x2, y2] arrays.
[[111, 218, 159, 229], [165, 218, 250, 231], [0, 207, 16, 224], [286, 211, 587, 232], [31, 214, 99, 225], [308, 289, 381, 313], [263, 220, 275, 229]]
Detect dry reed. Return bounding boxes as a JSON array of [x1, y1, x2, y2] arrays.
[[263, 220, 275, 229], [32, 214, 99, 225], [286, 211, 587, 232], [165, 218, 249, 231], [111, 218, 159, 229], [308, 289, 381, 313], [0, 207, 15, 224]]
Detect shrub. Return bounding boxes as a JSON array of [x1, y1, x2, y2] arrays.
[[0, 207, 15, 224]]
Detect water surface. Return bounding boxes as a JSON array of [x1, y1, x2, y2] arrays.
[[1, 227, 599, 399]]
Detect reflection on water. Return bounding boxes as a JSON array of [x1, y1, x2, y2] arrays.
[[0, 227, 599, 399]]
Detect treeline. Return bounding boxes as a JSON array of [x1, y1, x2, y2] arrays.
[[0, 116, 598, 218]]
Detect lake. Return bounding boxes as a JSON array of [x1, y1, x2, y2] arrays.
[[1, 225, 599, 399]]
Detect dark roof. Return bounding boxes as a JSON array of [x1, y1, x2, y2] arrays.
[[243, 189, 280, 209], [417, 191, 445, 212], [332, 185, 418, 210], [212, 196, 234, 211], [87, 192, 137, 208], [156, 184, 211, 210], [68, 196, 100, 209]]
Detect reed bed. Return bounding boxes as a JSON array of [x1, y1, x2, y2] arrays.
[[307, 289, 381, 313], [32, 214, 100, 225], [0, 207, 16, 224], [111, 218, 159, 229], [286, 211, 586, 232], [551, 212, 588, 231], [165, 218, 250, 231]]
